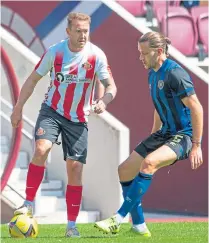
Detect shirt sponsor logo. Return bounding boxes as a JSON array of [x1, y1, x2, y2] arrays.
[[55, 72, 91, 84], [56, 72, 65, 82]]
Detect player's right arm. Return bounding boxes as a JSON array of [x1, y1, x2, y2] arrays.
[[10, 71, 43, 128], [151, 109, 162, 134], [11, 49, 53, 128]]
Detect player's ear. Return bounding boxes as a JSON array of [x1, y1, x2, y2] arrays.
[[158, 48, 163, 56], [66, 27, 70, 36]]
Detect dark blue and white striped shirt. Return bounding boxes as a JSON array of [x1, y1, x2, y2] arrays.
[[148, 59, 195, 137]]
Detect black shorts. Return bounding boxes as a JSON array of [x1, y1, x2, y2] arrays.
[[34, 103, 88, 163], [135, 131, 192, 162]]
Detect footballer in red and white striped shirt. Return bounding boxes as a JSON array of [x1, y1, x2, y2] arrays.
[[11, 12, 117, 238]]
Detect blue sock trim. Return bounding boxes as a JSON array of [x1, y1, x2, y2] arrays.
[[120, 180, 133, 187]]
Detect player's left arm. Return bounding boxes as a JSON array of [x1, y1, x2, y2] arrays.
[[93, 76, 117, 114], [170, 67, 203, 169], [182, 94, 203, 169], [101, 76, 117, 103], [93, 50, 117, 114]]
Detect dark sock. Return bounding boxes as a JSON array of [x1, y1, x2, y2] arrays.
[[118, 172, 153, 217]]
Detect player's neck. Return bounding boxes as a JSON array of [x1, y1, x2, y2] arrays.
[[153, 57, 167, 72]]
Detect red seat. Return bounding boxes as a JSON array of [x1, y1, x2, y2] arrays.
[[161, 13, 198, 56], [156, 6, 189, 23], [197, 13, 208, 53], [190, 6, 208, 23], [117, 0, 146, 16]]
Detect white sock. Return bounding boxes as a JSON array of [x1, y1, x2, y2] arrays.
[[115, 213, 124, 224], [133, 222, 148, 231]]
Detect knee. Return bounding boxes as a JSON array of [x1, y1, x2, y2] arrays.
[[141, 156, 157, 174], [67, 160, 83, 185], [34, 146, 49, 158], [34, 141, 51, 159], [71, 161, 83, 174]]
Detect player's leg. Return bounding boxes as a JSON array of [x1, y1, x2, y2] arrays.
[[95, 132, 166, 234], [118, 152, 149, 235], [15, 105, 61, 216], [96, 145, 177, 234], [141, 134, 192, 174], [65, 159, 83, 237], [116, 134, 192, 224], [95, 134, 192, 234], [118, 132, 170, 235], [61, 121, 88, 238], [117, 144, 177, 217]]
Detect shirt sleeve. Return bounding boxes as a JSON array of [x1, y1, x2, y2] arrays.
[[34, 49, 53, 76], [169, 67, 195, 99], [95, 50, 112, 80]]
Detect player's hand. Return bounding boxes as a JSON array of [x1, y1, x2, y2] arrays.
[[92, 99, 107, 114], [189, 144, 203, 169], [10, 106, 22, 128]]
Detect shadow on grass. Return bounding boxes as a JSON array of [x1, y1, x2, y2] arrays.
[[34, 235, 117, 239]]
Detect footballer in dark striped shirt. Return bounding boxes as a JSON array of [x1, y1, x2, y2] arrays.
[[94, 31, 204, 237]]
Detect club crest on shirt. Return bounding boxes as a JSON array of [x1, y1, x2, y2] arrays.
[[158, 80, 164, 89], [36, 127, 45, 136], [82, 61, 92, 71]]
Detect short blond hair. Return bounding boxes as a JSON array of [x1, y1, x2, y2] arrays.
[[67, 12, 91, 28], [139, 31, 171, 56]]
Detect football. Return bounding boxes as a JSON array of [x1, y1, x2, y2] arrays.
[[8, 214, 38, 238]]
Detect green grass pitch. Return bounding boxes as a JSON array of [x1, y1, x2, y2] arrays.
[[1, 222, 208, 243]]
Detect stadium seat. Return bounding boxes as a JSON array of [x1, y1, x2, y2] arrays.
[[161, 13, 198, 56], [190, 6, 208, 22], [152, 0, 181, 13], [156, 6, 189, 24], [148, 0, 181, 23], [117, 0, 146, 16], [197, 13, 208, 54]]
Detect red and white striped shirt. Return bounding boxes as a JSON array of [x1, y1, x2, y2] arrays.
[[35, 39, 111, 122]]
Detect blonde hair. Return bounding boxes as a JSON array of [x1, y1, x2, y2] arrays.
[[139, 32, 171, 56], [67, 12, 91, 28]]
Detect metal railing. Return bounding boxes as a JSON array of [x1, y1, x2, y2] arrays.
[[1, 46, 22, 190]]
